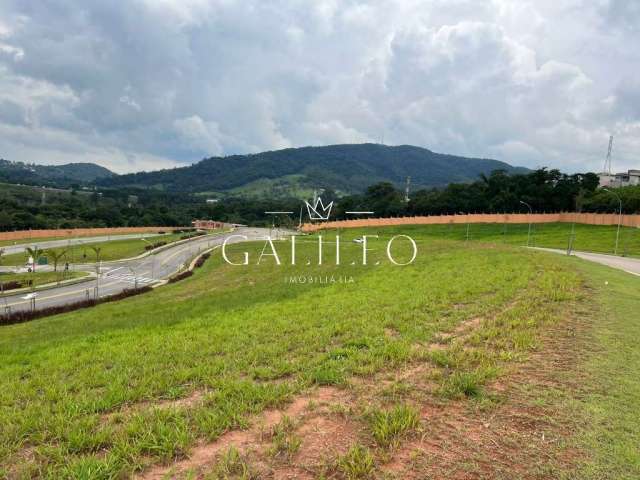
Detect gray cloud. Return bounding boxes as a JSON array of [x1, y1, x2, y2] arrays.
[[0, 0, 638, 174]]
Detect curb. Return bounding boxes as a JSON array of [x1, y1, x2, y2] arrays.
[[157, 245, 221, 288]]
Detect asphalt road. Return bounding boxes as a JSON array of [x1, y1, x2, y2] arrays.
[[0, 232, 165, 256], [1, 227, 283, 316], [531, 247, 640, 277]]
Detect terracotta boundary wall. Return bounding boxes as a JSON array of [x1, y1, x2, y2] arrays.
[[0, 226, 190, 242], [302, 213, 640, 232]]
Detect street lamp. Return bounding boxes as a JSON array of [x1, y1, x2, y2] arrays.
[[603, 188, 623, 255], [141, 238, 156, 279], [519, 201, 533, 247]]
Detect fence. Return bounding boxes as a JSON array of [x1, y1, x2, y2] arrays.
[[0, 226, 189, 242], [301, 213, 640, 232]]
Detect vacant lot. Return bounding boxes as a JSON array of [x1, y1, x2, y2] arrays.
[[366, 222, 640, 257], [0, 228, 637, 479]]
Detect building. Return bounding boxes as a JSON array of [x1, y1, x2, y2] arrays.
[[599, 169, 640, 188], [192, 219, 225, 230]]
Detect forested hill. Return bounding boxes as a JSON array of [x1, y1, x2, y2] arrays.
[[96, 144, 528, 194], [0, 159, 114, 187]]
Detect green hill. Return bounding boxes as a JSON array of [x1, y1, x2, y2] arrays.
[[97, 144, 528, 195], [0, 159, 114, 187]]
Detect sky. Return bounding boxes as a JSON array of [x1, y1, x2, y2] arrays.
[[0, 0, 638, 174]]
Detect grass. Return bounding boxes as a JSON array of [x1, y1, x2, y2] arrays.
[[205, 447, 257, 479], [0, 270, 88, 291], [0, 230, 173, 248], [0, 225, 637, 478], [267, 416, 301, 460], [368, 404, 419, 448], [0, 232, 194, 266], [569, 261, 640, 479], [0, 227, 581, 478], [344, 222, 640, 257], [337, 445, 375, 479]]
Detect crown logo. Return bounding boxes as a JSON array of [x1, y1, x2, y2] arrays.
[[304, 196, 333, 221]]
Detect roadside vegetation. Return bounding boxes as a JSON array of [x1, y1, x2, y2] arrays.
[[0, 231, 203, 267], [0, 227, 637, 478], [0, 271, 88, 292]]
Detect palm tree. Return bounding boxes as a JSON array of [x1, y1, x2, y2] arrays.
[[25, 246, 41, 273], [45, 249, 67, 273]]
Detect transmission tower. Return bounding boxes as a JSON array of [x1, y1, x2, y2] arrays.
[[603, 135, 614, 174]]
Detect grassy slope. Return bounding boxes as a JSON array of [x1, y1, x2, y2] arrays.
[[0, 230, 581, 478], [570, 261, 640, 479], [0, 233, 188, 266], [0, 227, 638, 478]]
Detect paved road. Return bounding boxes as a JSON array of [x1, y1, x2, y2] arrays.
[[0, 232, 165, 256], [531, 247, 640, 277], [1, 227, 283, 315]]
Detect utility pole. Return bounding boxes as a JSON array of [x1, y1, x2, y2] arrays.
[[603, 188, 623, 255], [603, 135, 614, 175], [520, 201, 533, 247]]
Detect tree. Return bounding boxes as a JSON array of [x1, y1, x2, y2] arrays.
[[45, 249, 67, 272]]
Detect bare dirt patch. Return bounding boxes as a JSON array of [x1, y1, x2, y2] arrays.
[[136, 386, 350, 480], [378, 317, 585, 479]]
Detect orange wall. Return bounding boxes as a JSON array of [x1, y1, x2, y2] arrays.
[[302, 213, 640, 232], [0, 226, 187, 242]]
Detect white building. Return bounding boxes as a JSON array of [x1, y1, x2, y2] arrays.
[[599, 169, 640, 188]]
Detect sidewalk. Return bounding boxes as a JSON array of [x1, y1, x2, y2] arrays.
[[530, 247, 640, 277]]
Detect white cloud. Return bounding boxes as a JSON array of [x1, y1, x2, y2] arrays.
[[0, 0, 638, 174]]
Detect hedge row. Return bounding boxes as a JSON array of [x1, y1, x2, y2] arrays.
[[167, 252, 211, 284]]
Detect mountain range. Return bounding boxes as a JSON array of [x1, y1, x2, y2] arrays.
[[96, 144, 528, 196], [1, 144, 528, 196]]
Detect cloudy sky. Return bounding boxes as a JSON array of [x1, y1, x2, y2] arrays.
[[0, 0, 638, 174]]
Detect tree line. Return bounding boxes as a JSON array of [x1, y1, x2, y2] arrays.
[[0, 169, 638, 231]]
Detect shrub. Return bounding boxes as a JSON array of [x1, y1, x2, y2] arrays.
[[168, 271, 193, 284]]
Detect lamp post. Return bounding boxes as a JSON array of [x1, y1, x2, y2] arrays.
[[141, 238, 156, 279], [520, 201, 533, 247], [603, 188, 623, 255]]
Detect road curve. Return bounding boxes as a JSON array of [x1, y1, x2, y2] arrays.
[[1, 227, 284, 316]]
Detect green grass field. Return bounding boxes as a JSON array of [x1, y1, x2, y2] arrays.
[[0, 227, 637, 478], [0, 232, 192, 267], [340, 222, 640, 257]]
